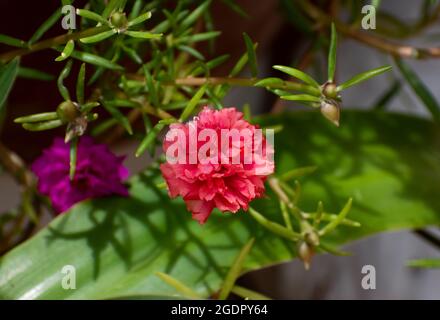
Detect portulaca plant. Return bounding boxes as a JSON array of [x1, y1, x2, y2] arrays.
[[0, 0, 439, 300]]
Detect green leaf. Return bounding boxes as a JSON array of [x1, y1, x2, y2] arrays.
[[273, 65, 320, 88], [128, 11, 152, 27], [135, 122, 165, 157], [155, 272, 201, 299], [80, 30, 116, 44], [319, 198, 353, 236], [67, 50, 124, 71], [219, 238, 254, 300], [2, 111, 440, 299], [177, 45, 205, 61], [124, 31, 162, 40], [14, 112, 58, 123], [407, 258, 440, 269], [76, 9, 110, 26], [143, 66, 159, 107], [280, 166, 317, 181], [0, 58, 19, 110], [281, 94, 321, 103], [179, 31, 221, 44], [230, 43, 258, 77], [121, 44, 142, 64], [336, 65, 392, 92], [57, 60, 73, 101], [254, 77, 284, 87], [394, 58, 440, 123], [102, 101, 133, 135], [17, 67, 53, 81], [231, 285, 270, 300], [0, 34, 27, 48], [22, 119, 63, 131], [55, 40, 75, 62], [180, 84, 207, 121], [328, 23, 337, 82], [76, 63, 86, 105], [178, 0, 212, 33], [69, 138, 78, 181], [221, 0, 248, 18], [29, 8, 62, 44], [243, 33, 258, 77]]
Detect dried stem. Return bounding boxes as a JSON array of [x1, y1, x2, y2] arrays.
[[0, 26, 108, 63], [298, 0, 440, 59]]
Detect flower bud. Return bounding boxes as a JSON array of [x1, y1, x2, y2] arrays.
[[57, 101, 80, 123], [110, 12, 128, 31], [322, 82, 338, 99], [304, 231, 320, 247], [320, 99, 340, 127], [297, 241, 314, 270]]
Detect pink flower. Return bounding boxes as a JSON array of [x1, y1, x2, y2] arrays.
[[160, 107, 274, 224], [32, 137, 129, 213]]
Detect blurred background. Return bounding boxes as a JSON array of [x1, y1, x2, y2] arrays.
[[1, 0, 440, 299]]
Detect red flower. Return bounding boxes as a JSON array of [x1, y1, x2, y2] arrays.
[[160, 107, 274, 223]]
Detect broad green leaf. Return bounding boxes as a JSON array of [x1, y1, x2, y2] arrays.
[[328, 23, 337, 82], [2, 111, 440, 299], [0, 58, 19, 110], [243, 33, 258, 77], [273, 65, 320, 88], [394, 58, 440, 123], [336, 65, 392, 92]]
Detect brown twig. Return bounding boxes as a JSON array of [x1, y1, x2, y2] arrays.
[[298, 0, 440, 59]]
